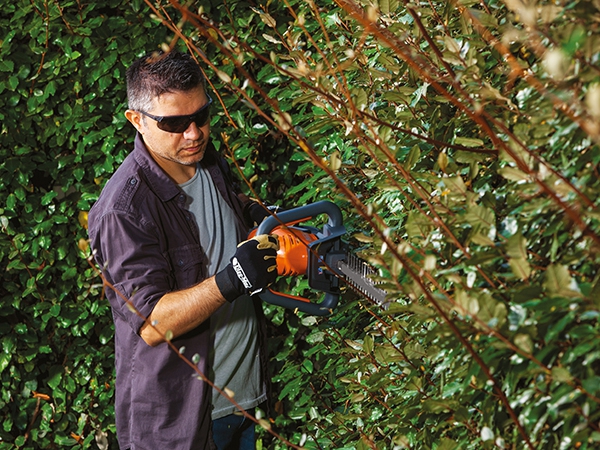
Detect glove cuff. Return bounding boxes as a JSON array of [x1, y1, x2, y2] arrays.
[[242, 202, 264, 228], [215, 266, 241, 302]]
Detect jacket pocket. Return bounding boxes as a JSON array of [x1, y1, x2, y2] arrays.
[[167, 244, 206, 289]]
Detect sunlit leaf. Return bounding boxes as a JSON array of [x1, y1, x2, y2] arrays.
[[509, 257, 531, 280], [455, 137, 484, 148]]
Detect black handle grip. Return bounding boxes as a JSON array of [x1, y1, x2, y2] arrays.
[[257, 200, 344, 234]]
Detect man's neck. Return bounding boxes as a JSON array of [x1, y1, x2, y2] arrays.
[[151, 152, 198, 184]]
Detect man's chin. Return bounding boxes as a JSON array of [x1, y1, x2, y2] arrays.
[[178, 146, 205, 164]]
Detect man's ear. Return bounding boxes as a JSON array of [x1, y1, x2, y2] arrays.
[[125, 110, 144, 133]]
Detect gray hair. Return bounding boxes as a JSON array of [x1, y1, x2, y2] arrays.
[[126, 50, 206, 112]]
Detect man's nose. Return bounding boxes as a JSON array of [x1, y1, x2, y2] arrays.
[[183, 121, 203, 140]]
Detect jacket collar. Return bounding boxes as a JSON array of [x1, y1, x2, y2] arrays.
[[131, 133, 183, 202]]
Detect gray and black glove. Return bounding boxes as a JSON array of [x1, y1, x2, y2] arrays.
[[215, 234, 280, 302]]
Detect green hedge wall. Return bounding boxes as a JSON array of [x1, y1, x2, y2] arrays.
[[0, 1, 172, 447], [2, 0, 600, 449]]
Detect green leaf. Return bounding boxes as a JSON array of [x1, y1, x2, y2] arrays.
[[443, 176, 467, 195], [551, 367, 572, 383], [455, 137, 484, 147], [506, 232, 527, 259], [302, 360, 313, 374], [41, 190, 58, 206], [8, 76, 18, 90], [509, 257, 531, 280], [351, 88, 368, 111], [363, 334, 373, 354], [6, 193, 17, 210], [464, 204, 494, 229], [499, 166, 530, 182], [47, 366, 64, 390], [54, 433, 78, 446], [0, 353, 11, 374], [50, 304, 61, 317], [514, 333, 533, 353], [404, 145, 421, 169], [544, 264, 579, 297], [0, 60, 15, 71], [545, 311, 575, 343]]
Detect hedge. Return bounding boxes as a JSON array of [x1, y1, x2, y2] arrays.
[[1, 1, 599, 449]]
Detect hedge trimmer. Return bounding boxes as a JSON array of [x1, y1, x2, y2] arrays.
[[252, 200, 387, 316]]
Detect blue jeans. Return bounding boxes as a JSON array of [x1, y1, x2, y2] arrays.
[[212, 413, 256, 450]]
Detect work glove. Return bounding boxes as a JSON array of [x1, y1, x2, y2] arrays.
[[215, 234, 280, 302], [243, 202, 283, 227]]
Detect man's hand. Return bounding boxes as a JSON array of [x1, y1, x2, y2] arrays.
[[243, 202, 283, 227], [215, 234, 279, 302]]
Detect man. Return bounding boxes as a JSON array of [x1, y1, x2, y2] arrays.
[[88, 50, 278, 449]]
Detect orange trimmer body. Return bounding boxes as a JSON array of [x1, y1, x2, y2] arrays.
[[248, 221, 318, 277], [251, 200, 347, 316]]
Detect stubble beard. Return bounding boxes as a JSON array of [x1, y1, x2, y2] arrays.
[[174, 140, 207, 166]]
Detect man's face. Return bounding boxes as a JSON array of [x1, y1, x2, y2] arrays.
[[125, 86, 211, 183]]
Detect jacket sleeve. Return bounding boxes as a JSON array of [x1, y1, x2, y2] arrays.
[[89, 210, 178, 335]]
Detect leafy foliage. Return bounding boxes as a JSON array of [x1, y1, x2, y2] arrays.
[[0, 1, 170, 447], [2, 0, 600, 449], [176, 1, 600, 448]]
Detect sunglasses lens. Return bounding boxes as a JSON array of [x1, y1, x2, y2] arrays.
[[156, 104, 211, 133], [157, 117, 192, 133], [194, 108, 210, 128], [149, 97, 212, 133]]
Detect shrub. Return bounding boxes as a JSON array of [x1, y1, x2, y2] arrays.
[[2, 0, 599, 449]]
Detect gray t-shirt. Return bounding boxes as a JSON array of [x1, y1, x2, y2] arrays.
[[180, 164, 266, 419]]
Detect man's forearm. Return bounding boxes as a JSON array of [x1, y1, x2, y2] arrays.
[[140, 276, 227, 347]]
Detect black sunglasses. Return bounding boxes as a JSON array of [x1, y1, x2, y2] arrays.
[[138, 95, 213, 133]]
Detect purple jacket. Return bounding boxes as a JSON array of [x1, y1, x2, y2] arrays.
[[88, 134, 248, 449]]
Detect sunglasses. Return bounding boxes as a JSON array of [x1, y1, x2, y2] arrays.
[[138, 95, 213, 133]]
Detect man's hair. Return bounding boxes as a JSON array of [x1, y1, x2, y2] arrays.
[[126, 50, 206, 112]]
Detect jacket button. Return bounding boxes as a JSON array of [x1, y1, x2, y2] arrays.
[[129, 178, 137, 185], [178, 259, 184, 266]]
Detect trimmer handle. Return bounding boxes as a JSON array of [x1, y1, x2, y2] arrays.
[[256, 200, 344, 234], [257, 200, 346, 316]]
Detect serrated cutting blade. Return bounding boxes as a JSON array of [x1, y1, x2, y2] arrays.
[[337, 254, 388, 308]]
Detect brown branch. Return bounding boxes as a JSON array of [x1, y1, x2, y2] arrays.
[[23, 397, 42, 444]]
